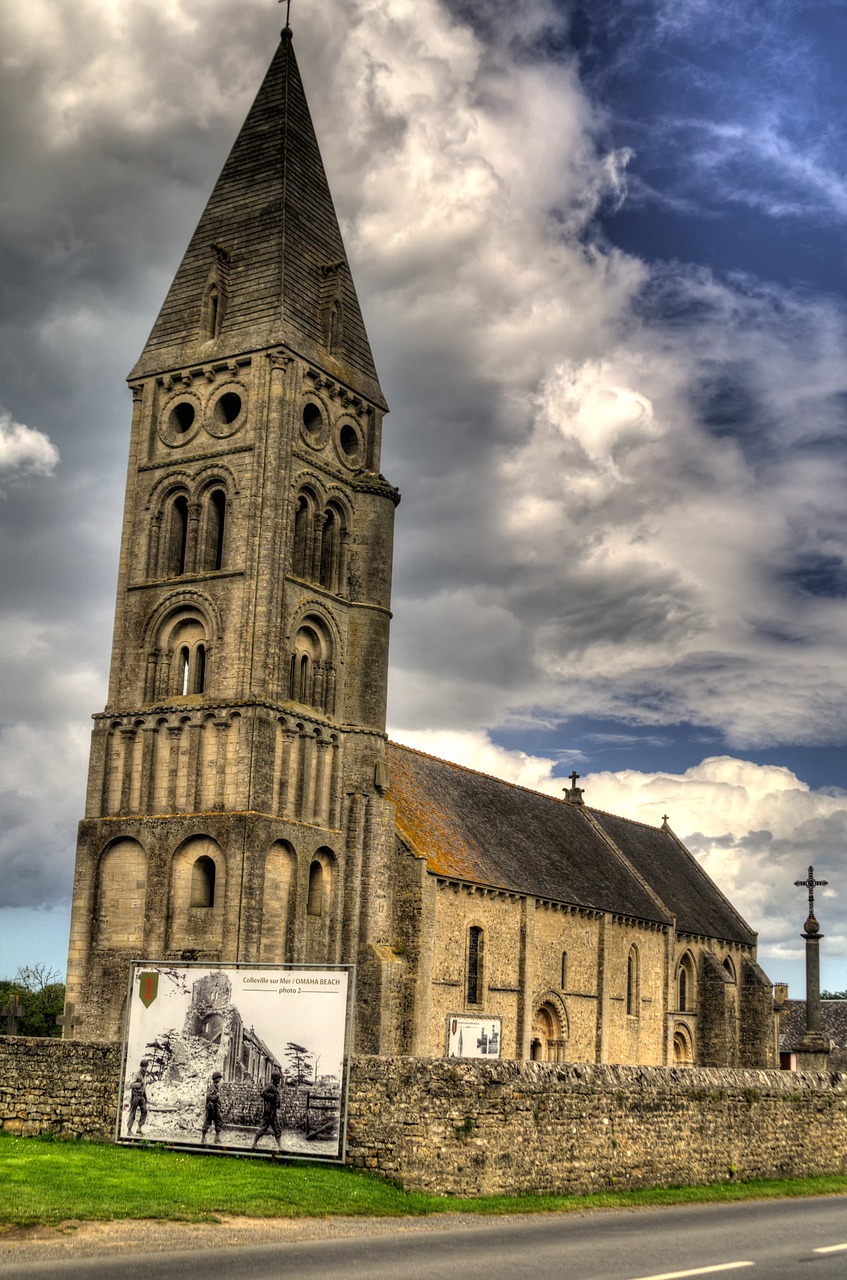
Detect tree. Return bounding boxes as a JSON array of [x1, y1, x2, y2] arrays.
[[821, 989, 847, 1000], [284, 1042, 314, 1086], [0, 964, 65, 1037]]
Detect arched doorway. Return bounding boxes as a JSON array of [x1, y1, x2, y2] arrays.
[[673, 1024, 694, 1065], [530, 999, 568, 1062]]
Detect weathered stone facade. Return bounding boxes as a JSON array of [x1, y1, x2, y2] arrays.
[[2, 1039, 844, 1197], [63, 27, 779, 1070], [64, 32, 403, 1054]]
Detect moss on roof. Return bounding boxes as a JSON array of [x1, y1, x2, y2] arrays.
[[388, 741, 757, 947]]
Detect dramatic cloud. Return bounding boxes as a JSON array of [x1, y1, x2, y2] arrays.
[[0, 411, 58, 479], [392, 728, 847, 982]]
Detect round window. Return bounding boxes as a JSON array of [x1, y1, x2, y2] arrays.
[[171, 402, 195, 433], [206, 385, 246, 438], [158, 393, 202, 447], [335, 420, 364, 468], [300, 401, 328, 449]]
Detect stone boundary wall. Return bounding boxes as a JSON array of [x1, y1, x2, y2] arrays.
[[2, 1037, 846, 1196], [346, 1057, 847, 1195], [0, 1038, 122, 1142]]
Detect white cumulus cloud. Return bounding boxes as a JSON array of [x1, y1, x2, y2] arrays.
[[0, 410, 58, 478]]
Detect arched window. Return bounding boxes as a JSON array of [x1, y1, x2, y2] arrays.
[[190, 855, 216, 908], [179, 646, 191, 695], [162, 616, 209, 699], [194, 644, 206, 693], [178, 638, 205, 695], [318, 503, 346, 593], [723, 956, 736, 982], [292, 493, 313, 579], [165, 495, 189, 576], [307, 860, 323, 916], [467, 926, 484, 1005], [677, 952, 695, 1012], [202, 488, 226, 572], [288, 618, 334, 714], [200, 277, 224, 342], [626, 945, 639, 1017], [561, 950, 568, 990]]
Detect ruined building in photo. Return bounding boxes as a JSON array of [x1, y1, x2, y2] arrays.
[[64, 25, 778, 1069]]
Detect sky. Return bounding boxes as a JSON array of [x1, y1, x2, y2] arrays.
[[0, 0, 845, 996]]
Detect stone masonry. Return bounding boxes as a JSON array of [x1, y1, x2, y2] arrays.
[[2, 1038, 844, 1196]]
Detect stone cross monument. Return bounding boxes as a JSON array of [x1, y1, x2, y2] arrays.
[[793, 865, 831, 1067]]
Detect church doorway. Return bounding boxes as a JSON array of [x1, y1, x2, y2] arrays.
[[673, 1024, 694, 1065], [530, 1000, 568, 1062]]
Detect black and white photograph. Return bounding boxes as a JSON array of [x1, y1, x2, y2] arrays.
[[446, 1016, 501, 1059], [118, 963, 351, 1161]]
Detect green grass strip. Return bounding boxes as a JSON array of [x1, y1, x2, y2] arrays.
[[0, 1132, 845, 1229]]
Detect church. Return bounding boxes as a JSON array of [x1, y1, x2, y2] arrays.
[[63, 24, 777, 1070]]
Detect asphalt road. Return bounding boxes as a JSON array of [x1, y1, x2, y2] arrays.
[[1, 1197, 845, 1280]]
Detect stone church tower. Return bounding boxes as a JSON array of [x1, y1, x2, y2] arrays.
[[65, 27, 401, 1049]]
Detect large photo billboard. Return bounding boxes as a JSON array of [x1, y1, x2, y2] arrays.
[[118, 963, 353, 1161]]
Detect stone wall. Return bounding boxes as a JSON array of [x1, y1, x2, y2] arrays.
[[2, 1038, 845, 1197], [0, 1038, 122, 1141], [346, 1057, 847, 1195]]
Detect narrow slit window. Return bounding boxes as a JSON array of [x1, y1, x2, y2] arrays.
[[206, 489, 226, 571], [467, 926, 483, 1005], [561, 950, 568, 991], [293, 496, 310, 578], [194, 645, 206, 694], [207, 286, 219, 338], [167, 495, 189, 576], [180, 646, 190, 696], [627, 946, 639, 1017]]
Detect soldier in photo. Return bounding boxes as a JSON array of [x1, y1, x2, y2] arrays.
[[126, 1059, 150, 1134], [200, 1071, 224, 1145], [252, 1071, 284, 1150]]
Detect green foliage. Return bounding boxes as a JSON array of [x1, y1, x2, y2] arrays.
[[0, 1133, 846, 1229], [0, 965, 65, 1039], [821, 990, 847, 1000]]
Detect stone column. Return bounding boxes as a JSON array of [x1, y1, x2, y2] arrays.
[[797, 913, 830, 1068], [185, 501, 202, 573]]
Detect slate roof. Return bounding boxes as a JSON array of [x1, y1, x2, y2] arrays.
[[779, 999, 847, 1051], [592, 811, 757, 946], [131, 30, 386, 408], [387, 742, 757, 946]]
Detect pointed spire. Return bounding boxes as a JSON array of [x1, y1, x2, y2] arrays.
[[131, 31, 386, 408]]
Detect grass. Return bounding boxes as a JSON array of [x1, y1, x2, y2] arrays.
[[1, 1132, 845, 1230]]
